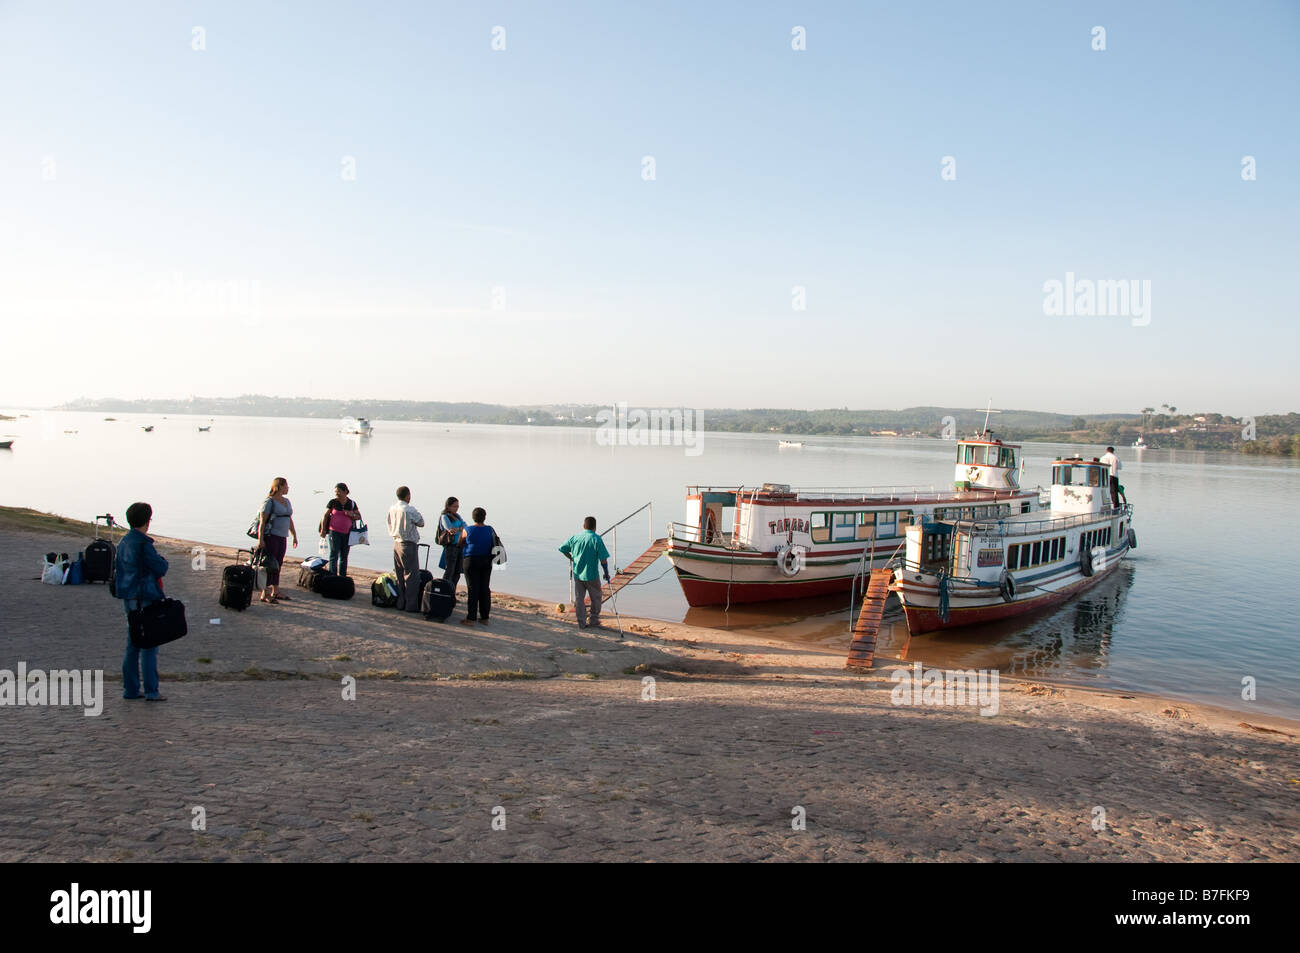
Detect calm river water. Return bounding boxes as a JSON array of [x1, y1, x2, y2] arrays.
[[2, 410, 1297, 717]]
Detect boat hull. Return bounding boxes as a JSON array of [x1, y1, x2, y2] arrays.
[[896, 540, 1130, 634]]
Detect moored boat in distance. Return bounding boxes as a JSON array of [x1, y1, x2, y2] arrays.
[[892, 455, 1135, 633], [666, 432, 1043, 607], [340, 416, 374, 436], [778, 439, 804, 449], [1133, 435, 1148, 449]]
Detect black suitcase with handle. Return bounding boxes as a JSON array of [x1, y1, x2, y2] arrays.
[[220, 549, 256, 611], [84, 514, 117, 584]]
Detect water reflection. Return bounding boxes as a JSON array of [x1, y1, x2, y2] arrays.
[[685, 564, 1136, 685]]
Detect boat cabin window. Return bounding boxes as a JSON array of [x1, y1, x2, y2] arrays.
[[1054, 463, 1103, 487], [1009, 535, 1066, 570], [998, 447, 1015, 468], [857, 512, 875, 540], [833, 512, 856, 542], [961, 444, 978, 464], [810, 512, 830, 543]]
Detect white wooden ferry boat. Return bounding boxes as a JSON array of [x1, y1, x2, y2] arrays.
[[892, 455, 1136, 632], [666, 433, 1043, 607], [340, 416, 374, 436]]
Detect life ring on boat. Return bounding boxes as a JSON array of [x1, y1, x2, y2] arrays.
[[777, 545, 803, 577], [1127, 527, 1137, 550], [1079, 545, 1094, 577], [999, 570, 1016, 603]]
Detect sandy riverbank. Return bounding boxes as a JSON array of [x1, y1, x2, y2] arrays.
[[1, 506, 1296, 861]]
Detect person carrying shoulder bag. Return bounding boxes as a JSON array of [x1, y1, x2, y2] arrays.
[[320, 482, 361, 576]]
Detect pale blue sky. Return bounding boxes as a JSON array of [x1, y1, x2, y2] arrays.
[[1, 0, 1297, 414]]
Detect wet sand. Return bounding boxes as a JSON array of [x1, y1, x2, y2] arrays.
[[1, 506, 1296, 862]]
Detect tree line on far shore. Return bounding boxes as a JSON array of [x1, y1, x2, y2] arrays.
[[53, 398, 1300, 456]]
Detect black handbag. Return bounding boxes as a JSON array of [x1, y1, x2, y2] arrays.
[[128, 598, 189, 649]]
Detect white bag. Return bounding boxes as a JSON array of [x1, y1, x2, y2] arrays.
[[318, 536, 330, 558], [348, 522, 370, 547], [41, 560, 65, 585]]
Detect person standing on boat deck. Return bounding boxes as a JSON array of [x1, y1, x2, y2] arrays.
[[460, 507, 502, 626], [559, 516, 612, 630], [387, 486, 424, 612], [1100, 447, 1122, 508], [115, 502, 169, 701], [320, 482, 361, 577], [257, 477, 297, 604], [437, 497, 468, 593]]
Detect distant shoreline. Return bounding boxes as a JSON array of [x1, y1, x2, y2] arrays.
[[9, 402, 1299, 457]]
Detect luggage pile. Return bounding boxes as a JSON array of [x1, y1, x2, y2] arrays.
[[294, 557, 355, 601]]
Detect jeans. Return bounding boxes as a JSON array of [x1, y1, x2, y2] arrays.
[[573, 577, 603, 627], [1109, 476, 1120, 508], [122, 599, 160, 699], [442, 545, 463, 592], [394, 541, 421, 612], [464, 555, 493, 620], [329, 531, 351, 576]]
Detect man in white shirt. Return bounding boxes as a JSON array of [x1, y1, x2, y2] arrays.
[[386, 486, 425, 612], [1099, 447, 1122, 508]]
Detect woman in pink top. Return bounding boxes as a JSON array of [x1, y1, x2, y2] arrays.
[[320, 483, 362, 576]]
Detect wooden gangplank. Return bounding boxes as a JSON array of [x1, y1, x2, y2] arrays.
[[845, 568, 895, 670], [603, 538, 668, 598]]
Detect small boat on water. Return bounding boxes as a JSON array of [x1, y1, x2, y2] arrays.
[[0, 440, 13, 450], [340, 416, 374, 436], [141, 425, 154, 432], [891, 455, 1135, 632], [1132, 435, 1148, 449], [198, 426, 211, 432], [666, 431, 1044, 606], [778, 440, 804, 449]]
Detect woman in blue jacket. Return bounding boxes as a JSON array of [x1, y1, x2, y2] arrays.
[[114, 502, 170, 701]]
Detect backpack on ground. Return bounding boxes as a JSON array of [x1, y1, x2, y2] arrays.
[[220, 549, 256, 611], [371, 573, 399, 607], [297, 564, 329, 591]]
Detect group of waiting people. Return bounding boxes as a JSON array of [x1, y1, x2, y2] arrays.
[[385, 487, 501, 624], [110, 481, 623, 701]]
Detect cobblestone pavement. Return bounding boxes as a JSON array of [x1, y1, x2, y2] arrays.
[[3, 677, 1295, 862]]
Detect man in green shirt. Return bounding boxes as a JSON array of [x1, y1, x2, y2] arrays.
[[559, 516, 612, 629]]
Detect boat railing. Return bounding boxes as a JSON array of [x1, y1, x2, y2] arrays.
[[600, 501, 654, 570], [668, 520, 741, 549], [944, 504, 1133, 539]]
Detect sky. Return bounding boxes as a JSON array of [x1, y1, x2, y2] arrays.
[[1, 0, 1297, 415]]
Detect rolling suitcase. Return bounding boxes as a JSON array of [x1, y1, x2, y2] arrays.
[[84, 515, 116, 584], [317, 573, 355, 600], [220, 549, 256, 611], [416, 543, 434, 594], [421, 578, 455, 621]]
